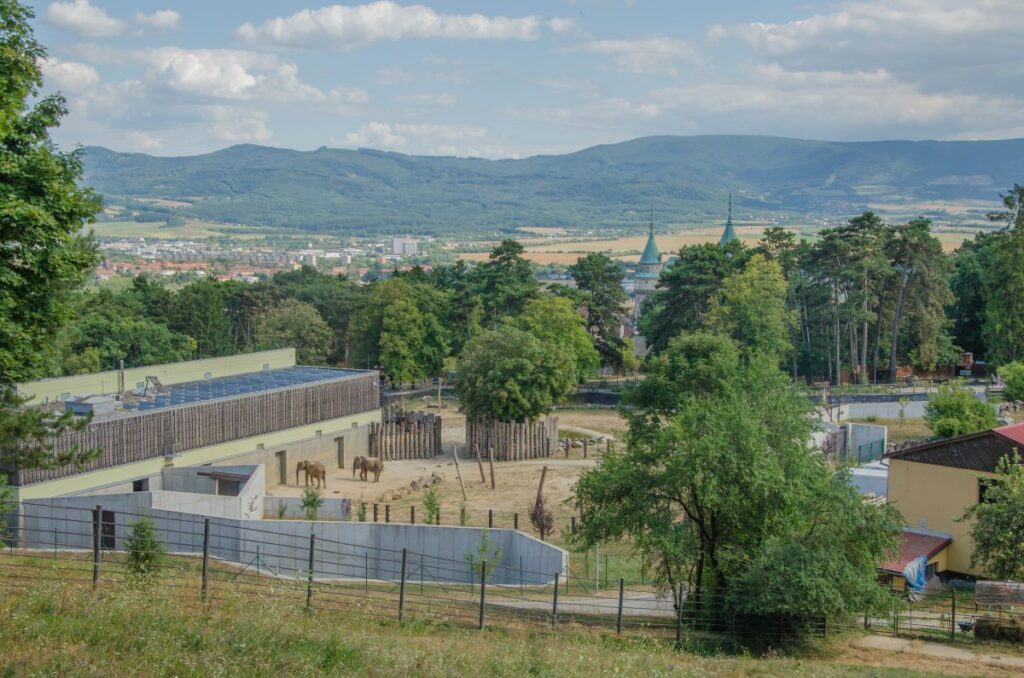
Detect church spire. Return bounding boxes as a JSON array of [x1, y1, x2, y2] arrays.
[[719, 192, 738, 246]]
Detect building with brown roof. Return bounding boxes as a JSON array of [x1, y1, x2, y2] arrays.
[[886, 422, 1024, 577]]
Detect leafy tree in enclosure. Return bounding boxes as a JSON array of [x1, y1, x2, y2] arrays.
[[568, 253, 630, 369], [124, 517, 165, 583], [510, 296, 599, 384], [455, 327, 576, 422], [572, 333, 900, 623], [924, 381, 998, 438], [474, 240, 539, 327], [255, 301, 333, 365], [1000, 361, 1024, 402], [960, 452, 1024, 580]]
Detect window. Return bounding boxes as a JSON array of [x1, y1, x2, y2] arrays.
[[100, 510, 115, 549], [979, 478, 1002, 504], [216, 479, 241, 497], [132, 478, 149, 492], [925, 563, 937, 579]]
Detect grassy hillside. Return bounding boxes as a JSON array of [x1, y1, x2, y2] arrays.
[[0, 573, 978, 677], [81, 135, 1024, 236]]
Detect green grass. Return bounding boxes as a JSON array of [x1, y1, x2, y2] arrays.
[[88, 219, 276, 240], [0, 571, 956, 677]]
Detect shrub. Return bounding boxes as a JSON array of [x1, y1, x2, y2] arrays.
[[925, 381, 998, 438], [459, 501, 470, 527], [423, 487, 441, 524], [529, 494, 555, 541], [301, 487, 324, 521], [356, 501, 367, 522], [1001, 362, 1024, 402], [277, 502, 287, 519], [464, 529, 502, 582], [125, 517, 164, 582]]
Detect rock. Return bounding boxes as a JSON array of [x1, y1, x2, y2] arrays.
[[430, 471, 443, 485], [409, 480, 420, 492]]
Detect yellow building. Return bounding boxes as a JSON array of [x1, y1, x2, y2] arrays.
[[886, 423, 1024, 578]]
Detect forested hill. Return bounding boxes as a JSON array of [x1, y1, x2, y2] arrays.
[[82, 135, 1024, 235]]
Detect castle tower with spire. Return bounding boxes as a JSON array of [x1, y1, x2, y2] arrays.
[[720, 193, 738, 246], [633, 213, 662, 319]]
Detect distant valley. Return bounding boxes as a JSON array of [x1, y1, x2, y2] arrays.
[[81, 135, 1024, 236]]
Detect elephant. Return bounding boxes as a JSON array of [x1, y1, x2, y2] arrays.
[[359, 457, 385, 483], [296, 460, 327, 489], [352, 456, 366, 478]]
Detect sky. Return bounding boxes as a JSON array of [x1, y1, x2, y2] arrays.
[[29, 0, 1024, 158]]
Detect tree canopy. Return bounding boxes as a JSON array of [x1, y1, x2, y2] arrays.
[[961, 452, 1024, 580], [924, 381, 998, 438], [255, 301, 333, 366], [510, 296, 599, 384], [455, 327, 576, 422], [569, 253, 630, 369]]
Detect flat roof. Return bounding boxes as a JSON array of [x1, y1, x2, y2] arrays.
[[124, 366, 369, 414]]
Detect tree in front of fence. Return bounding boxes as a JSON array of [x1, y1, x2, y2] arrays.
[[465, 529, 502, 582], [423, 487, 441, 524], [961, 451, 1024, 580], [924, 381, 998, 438], [528, 494, 554, 542], [572, 332, 901, 633], [301, 488, 324, 521], [124, 517, 165, 582], [356, 501, 367, 522], [0, 0, 102, 512], [459, 501, 471, 526]]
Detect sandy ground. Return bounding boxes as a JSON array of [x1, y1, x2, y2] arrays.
[[268, 405, 627, 531]]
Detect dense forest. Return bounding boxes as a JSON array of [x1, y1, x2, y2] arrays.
[[82, 136, 1024, 234], [40, 189, 1024, 388]]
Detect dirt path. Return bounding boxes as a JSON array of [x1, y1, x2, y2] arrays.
[[851, 635, 1024, 675]]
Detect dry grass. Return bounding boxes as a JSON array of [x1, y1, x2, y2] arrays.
[[847, 417, 932, 444]]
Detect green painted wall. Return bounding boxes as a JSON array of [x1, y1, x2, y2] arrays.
[[13, 408, 380, 501], [16, 349, 297, 403]]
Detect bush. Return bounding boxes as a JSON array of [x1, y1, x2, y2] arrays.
[[925, 381, 998, 438], [300, 487, 324, 521], [464, 529, 502, 582], [125, 517, 164, 582], [459, 501, 470, 526], [356, 501, 367, 522], [1001, 361, 1024, 401], [423, 487, 441, 524]]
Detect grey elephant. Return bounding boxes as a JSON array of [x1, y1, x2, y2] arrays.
[[352, 456, 366, 478]]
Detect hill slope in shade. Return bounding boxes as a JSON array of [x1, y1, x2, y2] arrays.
[[81, 135, 1024, 235]]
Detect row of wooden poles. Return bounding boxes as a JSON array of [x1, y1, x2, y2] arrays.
[[368, 415, 441, 461], [463, 417, 559, 462], [350, 502, 584, 533]]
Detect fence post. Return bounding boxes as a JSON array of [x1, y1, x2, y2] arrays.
[[514, 513, 519, 531], [364, 552, 368, 594], [675, 585, 683, 648], [604, 554, 609, 590], [488, 509, 493, 529], [571, 516, 576, 533], [385, 504, 391, 523], [398, 548, 407, 622], [479, 560, 488, 630], [552, 572, 559, 627], [373, 503, 378, 522], [201, 517, 211, 601], [951, 586, 956, 640], [519, 556, 524, 595], [617, 577, 625, 634], [306, 531, 316, 613], [435, 511, 440, 526], [92, 505, 101, 591], [410, 506, 415, 525]]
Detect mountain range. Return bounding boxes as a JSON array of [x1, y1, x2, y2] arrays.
[[81, 135, 1024, 235]]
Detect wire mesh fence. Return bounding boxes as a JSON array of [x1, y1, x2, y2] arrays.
[[0, 500, 1013, 648]]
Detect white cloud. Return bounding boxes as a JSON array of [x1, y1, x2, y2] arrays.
[[124, 131, 164, 152], [211, 108, 272, 144], [45, 0, 126, 38], [329, 87, 370, 105], [136, 9, 182, 30], [568, 37, 699, 76], [236, 1, 572, 49], [375, 66, 414, 86], [546, 17, 577, 34], [39, 57, 101, 91], [340, 121, 486, 153]]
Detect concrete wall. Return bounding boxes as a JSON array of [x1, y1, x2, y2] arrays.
[[846, 422, 887, 461], [887, 458, 994, 576], [11, 501, 567, 586], [14, 412, 378, 501], [264, 497, 351, 521], [15, 349, 296, 404]]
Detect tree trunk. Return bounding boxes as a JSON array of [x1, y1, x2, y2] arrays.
[[888, 269, 910, 383], [833, 286, 842, 385]]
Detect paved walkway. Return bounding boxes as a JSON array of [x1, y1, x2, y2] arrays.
[[854, 635, 1024, 671]]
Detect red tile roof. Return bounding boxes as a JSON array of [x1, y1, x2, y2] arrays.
[[882, 529, 952, 574], [995, 422, 1024, 446]]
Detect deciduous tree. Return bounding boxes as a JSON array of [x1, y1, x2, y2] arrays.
[[961, 452, 1024, 580], [924, 381, 998, 438]]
